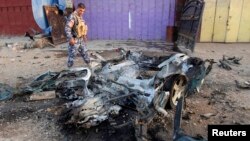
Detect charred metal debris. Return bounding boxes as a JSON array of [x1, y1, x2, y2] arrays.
[[0, 83, 15, 101], [218, 55, 243, 70], [17, 48, 214, 140]]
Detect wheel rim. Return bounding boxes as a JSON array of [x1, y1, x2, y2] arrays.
[[170, 75, 187, 108]]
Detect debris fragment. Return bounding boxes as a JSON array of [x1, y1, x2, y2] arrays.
[[56, 67, 92, 99], [235, 80, 250, 89], [185, 57, 215, 95], [90, 52, 107, 62], [29, 91, 56, 101], [21, 71, 59, 94], [218, 55, 243, 70], [88, 61, 101, 70], [200, 113, 216, 119], [5, 43, 14, 48], [23, 38, 55, 49], [25, 32, 35, 41], [47, 42, 56, 48], [204, 59, 216, 75], [0, 83, 15, 101]]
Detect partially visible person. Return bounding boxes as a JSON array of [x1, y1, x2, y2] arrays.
[[65, 3, 90, 68]]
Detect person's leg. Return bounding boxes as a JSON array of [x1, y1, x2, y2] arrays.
[[78, 41, 90, 64], [67, 44, 77, 68]]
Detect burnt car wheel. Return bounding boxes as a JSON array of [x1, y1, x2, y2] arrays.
[[164, 75, 187, 109]]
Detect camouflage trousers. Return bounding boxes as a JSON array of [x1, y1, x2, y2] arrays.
[[67, 38, 90, 68]]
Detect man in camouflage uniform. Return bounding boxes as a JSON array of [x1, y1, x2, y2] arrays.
[[65, 3, 90, 68]]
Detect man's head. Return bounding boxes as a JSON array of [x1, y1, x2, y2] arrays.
[[76, 3, 86, 16]]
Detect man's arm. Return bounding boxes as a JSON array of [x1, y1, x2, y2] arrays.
[[83, 24, 88, 43], [65, 15, 75, 46]]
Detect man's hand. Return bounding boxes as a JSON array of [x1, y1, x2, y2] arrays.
[[69, 38, 76, 46], [83, 35, 87, 43]]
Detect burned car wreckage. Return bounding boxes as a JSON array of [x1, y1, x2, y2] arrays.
[[55, 49, 212, 138], [56, 50, 210, 123], [22, 47, 212, 140]]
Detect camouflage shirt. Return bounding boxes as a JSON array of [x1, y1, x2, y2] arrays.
[[65, 11, 87, 40]]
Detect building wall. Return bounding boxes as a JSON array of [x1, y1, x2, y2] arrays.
[[0, 0, 40, 35], [74, 0, 175, 40], [200, 0, 250, 42], [0, 0, 175, 40]]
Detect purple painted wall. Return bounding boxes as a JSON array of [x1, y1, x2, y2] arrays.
[[74, 0, 175, 40]]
